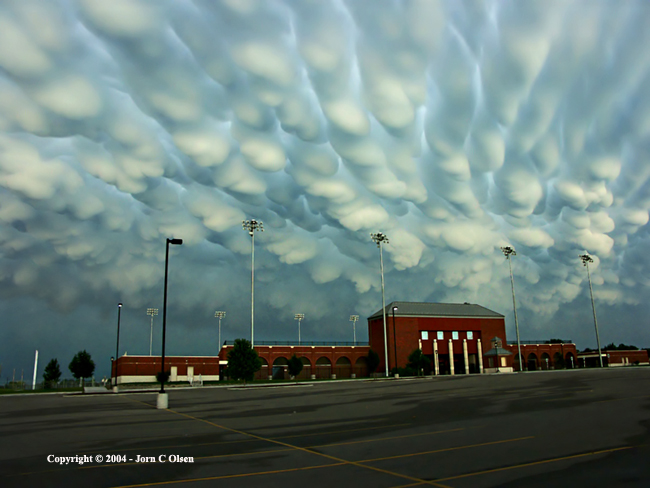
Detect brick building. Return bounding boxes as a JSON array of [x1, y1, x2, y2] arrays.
[[218, 342, 371, 380], [111, 355, 219, 385], [368, 301, 578, 375], [577, 349, 649, 368]]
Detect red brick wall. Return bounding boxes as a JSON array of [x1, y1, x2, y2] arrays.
[[113, 356, 220, 377], [604, 350, 649, 365], [370, 315, 508, 371]]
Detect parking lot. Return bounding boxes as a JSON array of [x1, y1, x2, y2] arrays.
[[1, 367, 649, 488]]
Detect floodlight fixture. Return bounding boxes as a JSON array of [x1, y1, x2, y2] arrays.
[[146, 308, 158, 356], [370, 231, 390, 377], [243, 219, 264, 347], [215, 311, 226, 351], [501, 245, 522, 372], [579, 252, 603, 367], [350, 315, 359, 343], [294, 313, 305, 344]]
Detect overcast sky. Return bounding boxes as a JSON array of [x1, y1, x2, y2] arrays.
[[1, 0, 650, 381]]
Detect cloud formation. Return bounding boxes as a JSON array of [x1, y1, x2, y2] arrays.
[[1, 0, 650, 376]]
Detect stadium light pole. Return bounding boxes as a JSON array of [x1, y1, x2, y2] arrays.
[[159, 238, 182, 409], [350, 315, 359, 343], [243, 219, 263, 347], [501, 246, 523, 372], [146, 308, 158, 356], [294, 314, 304, 344], [392, 306, 398, 370], [371, 232, 390, 377], [580, 252, 603, 368], [113, 303, 122, 393], [215, 311, 226, 352]]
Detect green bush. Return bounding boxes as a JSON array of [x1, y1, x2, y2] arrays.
[[391, 367, 416, 377], [156, 370, 171, 384]]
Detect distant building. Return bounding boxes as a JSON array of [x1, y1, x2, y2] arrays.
[[113, 301, 648, 386], [368, 301, 578, 374], [577, 349, 649, 368]]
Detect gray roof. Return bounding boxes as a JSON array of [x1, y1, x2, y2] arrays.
[[368, 301, 504, 320]]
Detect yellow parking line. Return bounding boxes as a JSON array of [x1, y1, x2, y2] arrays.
[[436, 445, 635, 482], [312, 428, 465, 449], [360, 437, 535, 463], [112, 462, 345, 488]]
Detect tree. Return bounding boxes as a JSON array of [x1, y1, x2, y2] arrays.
[[407, 349, 428, 376], [43, 358, 62, 388], [287, 355, 303, 379], [226, 339, 262, 385], [367, 349, 380, 378], [156, 370, 171, 384], [68, 350, 95, 391]]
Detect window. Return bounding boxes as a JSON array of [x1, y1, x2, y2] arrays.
[[467, 331, 474, 340], [452, 331, 459, 340], [437, 331, 444, 340], [421, 331, 429, 340]]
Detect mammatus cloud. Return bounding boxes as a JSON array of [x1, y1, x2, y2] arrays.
[[1, 0, 650, 375]]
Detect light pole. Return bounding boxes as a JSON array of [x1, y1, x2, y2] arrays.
[[492, 337, 501, 373], [215, 311, 226, 352], [371, 232, 390, 377], [146, 308, 158, 356], [159, 238, 182, 409], [113, 303, 122, 392], [392, 306, 398, 371], [350, 315, 359, 343], [580, 253, 603, 368], [243, 219, 263, 347], [294, 314, 304, 344], [501, 246, 523, 372]]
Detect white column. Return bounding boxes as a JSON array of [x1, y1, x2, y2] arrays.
[[433, 339, 439, 375], [477, 338, 484, 374], [449, 339, 455, 375], [463, 339, 469, 375]]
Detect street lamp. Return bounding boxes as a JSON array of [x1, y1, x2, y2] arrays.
[[113, 303, 122, 392], [243, 219, 263, 347], [371, 231, 390, 377], [501, 246, 523, 372], [392, 306, 398, 371], [294, 313, 304, 344], [492, 337, 501, 373], [580, 252, 603, 368], [215, 311, 226, 352], [146, 308, 158, 356], [159, 237, 182, 409], [350, 315, 359, 343]]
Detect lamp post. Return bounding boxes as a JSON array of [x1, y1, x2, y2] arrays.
[[392, 306, 398, 371], [350, 315, 359, 343], [501, 246, 523, 372], [243, 219, 263, 347], [492, 337, 501, 373], [146, 308, 158, 356], [159, 238, 182, 409], [371, 232, 390, 377], [113, 303, 122, 392], [580, 253, 603, 368], [215, 311, 226, 352], [294, 314, 304, 344]]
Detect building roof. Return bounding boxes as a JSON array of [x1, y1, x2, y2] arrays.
[[368, 301, 504, 320]]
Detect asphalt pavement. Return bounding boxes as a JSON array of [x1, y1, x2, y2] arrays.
[[1, 367, 649, 488]]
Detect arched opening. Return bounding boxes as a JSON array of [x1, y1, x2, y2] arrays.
[[335, 356, 352, 378], [272, 357, 288, 380], [527, 353, 538, 371], [296, 357, 312, 380], [514, 354, 522, 372], [354, 356, 368, 377], [254, 357, 269, 380], [315, 357, 331, 379], [553, 352, 564, 369], [541, 353, 551, 370], [565, 352, 576, 369]]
